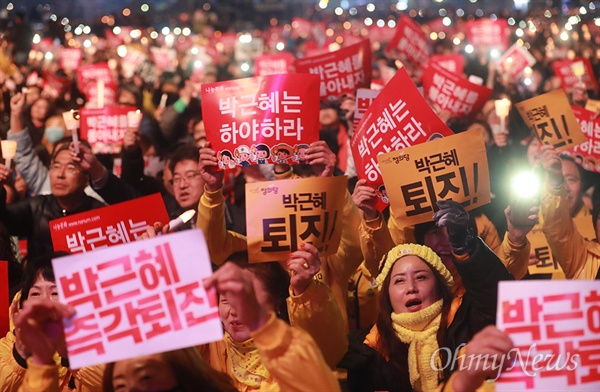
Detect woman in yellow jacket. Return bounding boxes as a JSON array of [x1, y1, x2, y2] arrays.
[[0, 253, 103, 392]]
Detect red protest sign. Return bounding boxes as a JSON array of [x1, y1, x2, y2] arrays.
[[498, 43, 536, 78], [85, 82, 118, 110], [201, 74, 320, 168], [80, 106, 135, 154], [216, 32, 237, 52], [427, 54, 465, 75], [0, 261, 8, 337], [496, 281, 600, 391], [351, 66, 454, 211], [49, 193, 168, 254], [60, 47, 82, 72], [150, 47, 177, 71], [422, 62, 493, 118], [552, 58, 599, 92], [354, 88, 381, 129], [291, 17, 314, 39], [52, 229, 222, 369], [77, 63, 115, 94], [254, 52, 294, 76], [367, 24, 397, 44], [294, 39, 371, 99], [386, 14, 429, 67], [565, 106, 600, 173], [465, 18, 509, 51], [42, 71, 71, 99]]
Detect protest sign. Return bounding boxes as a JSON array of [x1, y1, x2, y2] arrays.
[[42, 71, 71, 99], [386, 14, 429, 67], [351, 66, 454, 212], [201, 73, 319, 168], [465, 18, 509, 51], [515, 90, 587, 152], [427, 54, 465, 75], [586, 99, 600, 113], [552, 58, 599, 93], [422, 62, 493, 118], [564, 106, 600, 173], [53, 229, 222, 369], [60, 47, 82, 72], [85, 81, 118, 109], [354, 88, 380, 129], [378, 128, 490, 227], [294, 39, 372, 99], [499, 42, 537, 78], [50, 193, 169, 254], [254, 52, 294, 76], [77, 63, 115, 94], [246, 176, 347, 263], [527, 228, 560, 276], [150, 47, 177, 71], [234, 37, 264, 63], [0, 261, 7, 337], [79, 106, 136, 154], [496, 280, 600, 391]]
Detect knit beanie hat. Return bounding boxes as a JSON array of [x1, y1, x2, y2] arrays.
[[375, 243, 454, 291]]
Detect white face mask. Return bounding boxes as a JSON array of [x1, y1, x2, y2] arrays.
[[144, 156, 165, 178]]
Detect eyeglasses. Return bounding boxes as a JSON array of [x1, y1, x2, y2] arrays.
[[171, 171, 201, 186], [49, 162, 81, 175]]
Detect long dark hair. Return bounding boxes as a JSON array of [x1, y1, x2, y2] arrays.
[[102, 347, 237, 392], [375, 255, 454, 387]]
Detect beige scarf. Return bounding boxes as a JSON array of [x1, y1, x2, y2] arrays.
[[224, 333, 270, 389], [391, 299, 443, 392]]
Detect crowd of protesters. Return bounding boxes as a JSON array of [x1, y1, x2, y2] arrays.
[[0, 2, 599, 392]]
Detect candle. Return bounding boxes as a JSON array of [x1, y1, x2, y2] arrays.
[[1, 140, 17, 169], [97, 79, 105, 109], [494, 98, 511, 134], [127, 110, 142, 128], [572, 61, 585, 78], [62, 110, 80, 154], [159, 93, 168, 108]]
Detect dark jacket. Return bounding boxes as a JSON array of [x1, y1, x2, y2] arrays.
[[340, 238, 515, 392], [0, 189, 105, 259]]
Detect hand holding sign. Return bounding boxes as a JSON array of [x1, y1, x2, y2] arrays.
[[352, 179, 379, 221], [13, 298, 75, 366], [433, 200, 473, 254], [69, 141, 106, 183], [306, 141, 337, 177], [540, 145, 563, 188], [199, 141, 225, 193], [288, 243, 321, 296], [203, 262, 271, 333]]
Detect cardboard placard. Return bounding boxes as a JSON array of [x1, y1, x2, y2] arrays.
[[52, 229, 222, 369], [496, 280, 600, 391], [201, 74, 320, 168], [351, 66, 454, 212], [50, 193, 169, 254], [354, 88, 381, 129], [552, 58, 599, 92], [386, 14, 429, 67], [294, 39, 372, 99], [526, 228, 560, 275], [465, 18, 509, 51], [422, 62, 493, 118], [245, 176, 347, 263], [499, 42, 537, 78], [564, 106, 600, 173], [515, 90, 587, 152], [254, 53, 294, 76], [79, 106, 136, 154], [378, 128, 490, 227]]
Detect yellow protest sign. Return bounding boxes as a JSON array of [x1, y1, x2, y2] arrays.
[[527, 228, 560, 276], [378, 127, 491, 228], [515, 89, 587, 152], [245, 176, 347, 263], [585, 99, 600, 113]]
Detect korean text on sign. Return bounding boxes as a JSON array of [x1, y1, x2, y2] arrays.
[[378, 127, 491, 228], [50, 193, 170, 254], [496, 280, 600, 391], [245, 176, 347, 263], [201, 73, 320, 168], [52, 229, 222, 369], [386, 14, 429, 67], [294, 39, 372, 98], [80, 106, 135, 155], [515, 89, 587, 152], [566, 106, 600, 173], [350, 66, 454, 212]]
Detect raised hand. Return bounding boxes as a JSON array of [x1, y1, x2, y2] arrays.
[[288, 243, 321, 296], [352, 179, 379, 220], [198, 141, 224, 193], [306, 141, 337, 177], [433, 200, 472, 253]]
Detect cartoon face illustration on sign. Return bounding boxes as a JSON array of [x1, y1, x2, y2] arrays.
[[271, 144, 293, 164], [251, 144, 270, 164], [235, 145, 251, 166]]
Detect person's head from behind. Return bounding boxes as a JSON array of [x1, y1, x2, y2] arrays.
[[103, 347, 236, 392], [19, 252, 70, 308], [49, 143, 89, 203], [218, 252, 290, 342], [169, 144, 203, 209], [375, 244, 453, 357]]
